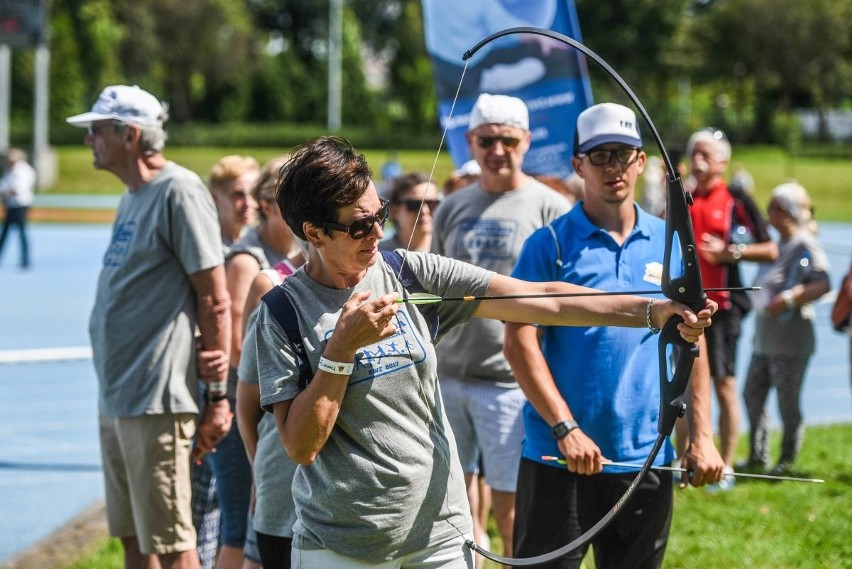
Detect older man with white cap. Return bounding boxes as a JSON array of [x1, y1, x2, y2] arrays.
[[67, 85, 231, 569], [506, 102, 723, 569], [431, 93, 571, 561]]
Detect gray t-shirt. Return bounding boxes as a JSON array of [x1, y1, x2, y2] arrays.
[[751, 230, 830, 356], [89, 161, 223, 417], [227, 225, 286, 270], [239, 308, 298, 538], [431, 178, 570, 385], [255, 251, 492, 562]]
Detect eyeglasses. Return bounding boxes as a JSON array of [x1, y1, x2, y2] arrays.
[[396, 199, 441, 213], [579, 147, 640, 167], [323, 199, 390, 239], [475, 135, 521, 150]]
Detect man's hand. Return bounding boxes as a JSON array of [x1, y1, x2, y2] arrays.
[[653, 298, 717, 343], [558, 429, 604, 475], [197, 347, 229, 380], [679, 437, 724, 488], [195, 399, 233, 457]]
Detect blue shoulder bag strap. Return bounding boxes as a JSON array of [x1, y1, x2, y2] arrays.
[[380, 250, 440, 341], [261, 286, 313, 391]]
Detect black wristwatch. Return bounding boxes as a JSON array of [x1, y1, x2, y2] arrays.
[[551, 420, 579, 441], [205, 391, 228, 404]]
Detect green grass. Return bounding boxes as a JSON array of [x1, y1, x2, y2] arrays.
[[58, 424, 851, 569], [46, 145, 852, 221], [50, 146, 458, 197]]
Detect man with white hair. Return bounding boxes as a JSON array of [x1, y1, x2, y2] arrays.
[[685, 127, 777, 490], [67, 85, 232, 569], [431, 93, 571, 559]]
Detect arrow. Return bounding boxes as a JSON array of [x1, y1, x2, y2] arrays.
[[396, 287, 761, 306], [541, 456, 824, 484]]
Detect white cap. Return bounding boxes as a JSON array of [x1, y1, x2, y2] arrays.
[[575, 103, 642, 154], [454, 159, 481, 176], [771, 182, 810, 224], [468, 94, 529, 132], [66, 85, 168, 128]]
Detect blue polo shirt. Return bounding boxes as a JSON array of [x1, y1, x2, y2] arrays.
[[511, 202, 676, 471]]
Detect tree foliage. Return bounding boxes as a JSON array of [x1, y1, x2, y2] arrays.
[[4, 0, 851, 144]]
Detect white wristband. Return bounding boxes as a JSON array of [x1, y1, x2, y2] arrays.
[[781, 289, 796, 309], [207, 380, 227, 394], [318, 356, 354, 375]]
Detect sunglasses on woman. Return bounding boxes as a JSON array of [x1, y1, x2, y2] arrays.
[[396, 199, 441, 212], [323, 200, 390, 239], [475, 135, 521, 149]]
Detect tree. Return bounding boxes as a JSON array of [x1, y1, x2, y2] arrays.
[[690, 0, 852, 142]]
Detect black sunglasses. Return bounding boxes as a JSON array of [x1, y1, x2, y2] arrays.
[[396, 199, 441, 213], [580, 147, 640, 167], [475, 135, 521, 149], [324, 199, 390, 239]]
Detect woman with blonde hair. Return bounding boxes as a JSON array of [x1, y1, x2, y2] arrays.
[[743, 182, 831, 475]]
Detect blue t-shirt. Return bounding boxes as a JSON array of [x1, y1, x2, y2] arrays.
[[511, 203, 676, 471]]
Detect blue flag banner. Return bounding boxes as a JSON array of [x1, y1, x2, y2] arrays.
[[422, 0, 593, 178]]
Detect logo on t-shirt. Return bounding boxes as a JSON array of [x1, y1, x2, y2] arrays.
[[643, 261, 663, 286], [324, 309, 427, 385], [453, 218, 520, 263], [103, 221, 137, 267]]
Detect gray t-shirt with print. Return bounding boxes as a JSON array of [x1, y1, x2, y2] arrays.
[[255, 251, 492, 562], [89, 161, 223, 417], [431, 178, 570, 385], [751, 230, 830, 356]]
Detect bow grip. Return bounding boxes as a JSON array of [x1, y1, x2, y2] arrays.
[[657, 319, 700, 436]]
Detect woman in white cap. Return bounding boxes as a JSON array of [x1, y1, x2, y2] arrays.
[[743, 182, 830, 476]]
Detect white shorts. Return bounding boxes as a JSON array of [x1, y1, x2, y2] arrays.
[[439, 377, 525, 492], [292, 533, 473, 568]]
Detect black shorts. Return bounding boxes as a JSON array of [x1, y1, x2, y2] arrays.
[[513, 458, 672, 569], [705, 305, 747, 380]]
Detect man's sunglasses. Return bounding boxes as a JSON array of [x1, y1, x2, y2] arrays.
[[87, 121, 125, 136], [475, 135, 521, 149], [323, 199, 390, 239], [579, 147, 640, 167], [395, 199, 441, 213]]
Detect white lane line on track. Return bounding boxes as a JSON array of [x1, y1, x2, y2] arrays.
[[0, 347, 93, 364]]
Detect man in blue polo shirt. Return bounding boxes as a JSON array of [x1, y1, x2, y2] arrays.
[[504, 103, 724, 569]]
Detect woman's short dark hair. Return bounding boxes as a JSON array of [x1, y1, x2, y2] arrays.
[[277, 137, 373, 240]]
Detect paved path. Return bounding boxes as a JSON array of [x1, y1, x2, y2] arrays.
[[0, 221, 850, 563]]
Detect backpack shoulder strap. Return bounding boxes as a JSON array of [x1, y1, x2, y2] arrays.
[[261, 286, 312, 391], [545, 224, 564, 271], [381, 250, 440, 340]]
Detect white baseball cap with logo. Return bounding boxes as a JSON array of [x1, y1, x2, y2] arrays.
[[467, 93, 529, 132], [66, 85, 168, 128], [575, 103, 642, 154]]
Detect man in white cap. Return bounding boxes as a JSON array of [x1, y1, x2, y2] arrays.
[[431, 93, 571, 560], [67, 85, 232, 569], [506, 103, 724, 568]]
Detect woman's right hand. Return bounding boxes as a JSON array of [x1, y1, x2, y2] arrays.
[[324, 290, 400, 359]]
